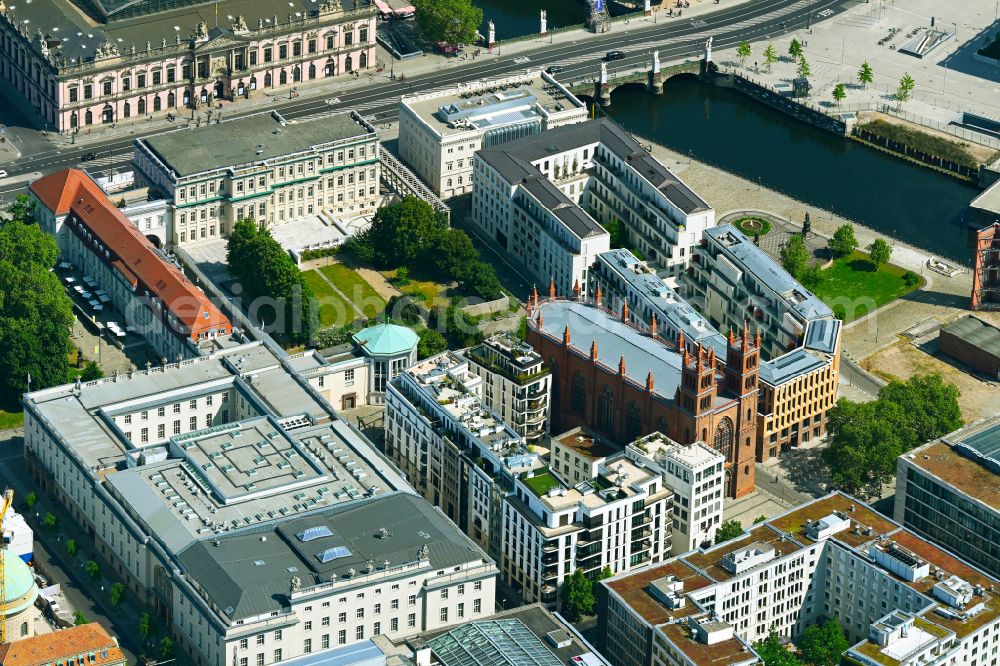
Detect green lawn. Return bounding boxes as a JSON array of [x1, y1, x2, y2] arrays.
[[0, 409, 23, 430], [811, 251, 924, 322], [302, 270, 355, 328], [318, 264, 386, 319], [523, 471, 561, 497]]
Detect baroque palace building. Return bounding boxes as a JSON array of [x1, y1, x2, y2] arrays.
[[0, 0, 375, 132], [524, 284, 761, 499]]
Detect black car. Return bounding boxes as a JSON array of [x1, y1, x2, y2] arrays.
[[605, 50, 625, 62], [81, 152, 97, 162], [545, 65, 565, 74]]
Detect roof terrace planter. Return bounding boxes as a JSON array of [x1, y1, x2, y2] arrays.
[[522, 470, 561, 497]]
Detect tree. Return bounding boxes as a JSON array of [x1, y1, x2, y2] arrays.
[[516, 315, 527, 341], [753, 515, 768, 524], [80, 361, 103, 381], [561, 569, 596, 621], [603, 218, 627, 249], [780, 234, 810, 279], [878, 374, 962, 449], [832, 83, 846, 106], [828, 224, 858, 258], [737, 42, 751, 67], [387, 295, 422, 326], [796, 55, 811, 79], [459, 261, 503, 301], [353, 197, 447, 268], [85, 559, 100, 580], [7, 194, 36, 224], [24, 491, 37, 509], [110, 582, 125, 607], [433, 228, 478, 279], [138, 612, 152, 641], [894, 73, 915, 104], [0, 219, 74, 404], [867, 238, 892, 269], [413, 0, 482, 46], [593, 566, 614, 596], [66, 539, 78, 556], [788, 38, 803, 60], [763, 43, 778, 72], [800, 265, 824, 290], [857, 61, 874, 88], [796, 618, 849, 666], [822, 398, 908, 500], [417, 327, 447, 359], [73, 611, 89, 626], [754, 631, 803, 666], [226, 219, 317, 342], [715, 519, 744, 544], [42, 512, 57, 529], [159, 636, 175, 660]]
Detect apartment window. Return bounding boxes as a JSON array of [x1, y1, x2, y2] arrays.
[[157, 424, 165, 439], [440, 608, 448, 623], [304, 638, 311, 653], [256, 633, 264, 646], [321, 635, 329, 649], [474, 581, 482, 591], [167, 67, 175, 83], [308, 38, 316, 53], [356, 626, 364, 640], [408, 614, 415, 628], [273, 630, 282, 641], [474, 599, 481, 613], [458, 584, 465, 595], [152, 70, 161, 85], [321, 617, 330, 627], [390, 599, 399, 610], [69, 87, 79, 102], [173, 402, 181, 414], [326, 34, 334, 49], [256, 655, 264, 666], [137, 73, 146, 88], [102, 80, 112, 96], [338, 630, 346, 645], [84, 84, 93, 99], [304, 621, 312, 630], [374, 603, 381, 615], [240, 639, 248, 650], [239, 659, 247, 666], [189, 399, 197, 409], [273, 650, 282, 662], [457, 603, 464, 619], [124, 414, 132, 425], [293, 41, 301, 56], [408, 595, 416, 606], [157, 406, 165, 417], [264, 47, 272, 62], [356, 608, 364, 619], [279, 44, 287, 59], [390, 618, 398, 632], [338, 612, 346, 623], [140, 428, 148, 443], [173, 420, 181, 435], [189, 416, 197, 430]]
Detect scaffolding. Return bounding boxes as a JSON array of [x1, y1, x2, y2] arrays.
[[973, 223, 1000, 310]]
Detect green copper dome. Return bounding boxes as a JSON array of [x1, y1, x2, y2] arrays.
[[353, 323, 419, 357], [0, 550, 37, 613]]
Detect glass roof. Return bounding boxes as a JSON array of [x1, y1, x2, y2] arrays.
[[296, 526, 334, 542], [315, 546, 351, 564], [426, 620, 563, 666]]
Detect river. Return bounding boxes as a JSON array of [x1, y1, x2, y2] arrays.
[[473, 0, 637, 40], [604, 76, 980, 263]]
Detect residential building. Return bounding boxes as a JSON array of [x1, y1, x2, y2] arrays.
[[296, 322, 419, 410], [405, 604, 612, 666], [0, 624, 127, 666], [22, 341, 497, 666], [462, 334, 552, 444], [895, 415, 1000, 579], [397, 72, 586, 200], [472, 118, 714, 294], [134, 110, 379, 246], [624, 434, 725, 555], [683, 226, 841, 455], [385, 354, 674, 607], [29, 168, 232, 360], [0, 0, 376, 133], [599, 491, 1000, 666], [525, 293, 760, 498]]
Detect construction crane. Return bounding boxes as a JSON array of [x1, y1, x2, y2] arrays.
[[0, 488, 14, 645]]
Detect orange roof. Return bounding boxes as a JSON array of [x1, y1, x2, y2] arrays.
[[31, 169, 231, 341], [0, 624, 126, 666]]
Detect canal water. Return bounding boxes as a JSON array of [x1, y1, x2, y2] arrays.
[[474, 0, 636, 40], [605, 76, 980, 263]]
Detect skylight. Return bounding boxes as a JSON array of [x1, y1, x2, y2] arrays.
[[296, 526, 334, 542], [315, 546, 351, 564]]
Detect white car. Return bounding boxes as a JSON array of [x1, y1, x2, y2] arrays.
[[0, 170, 8, 178]]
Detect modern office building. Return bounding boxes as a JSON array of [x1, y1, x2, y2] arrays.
[[397, 72, 587, 200], [134, 110, 379, 246], [472, 118, 714, 294], [683, 225, 841, 455], [0, 0, 376, 132], [525, 294, 760, 498], [29, 168, 232, 360], [297, 322, 419, 411], [895, 415, 1000, 579], [461, 334, 552, 445], [22, 341, 497, 666], [0, 624, 128, 666], [599, 492, 1000, 666], [624, 434, 725, 555]]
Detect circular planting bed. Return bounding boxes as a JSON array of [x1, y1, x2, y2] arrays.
[[734, 216, 772, 237]]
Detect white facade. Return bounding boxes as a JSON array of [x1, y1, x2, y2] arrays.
[[625, 435, 724, 555], [21, 342, 497, 666], [120, 198, 172, 249], [397, 71, 587, 199]]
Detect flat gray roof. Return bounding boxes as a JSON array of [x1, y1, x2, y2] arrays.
[[942, 315, 1000, 358], [704, 225, 832, 322], [533, 300, 683, 397], [177, 492, 490, 620], [140, 111, 373, 177], [758, 348, 827, 386]]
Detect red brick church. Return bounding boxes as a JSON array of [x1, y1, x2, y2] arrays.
[[525, 282, 760, 498]]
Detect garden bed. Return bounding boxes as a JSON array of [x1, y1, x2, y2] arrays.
[[733, 215, 773, 237]]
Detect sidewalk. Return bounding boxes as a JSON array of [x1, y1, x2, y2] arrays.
[[58, 0, 754, 148]]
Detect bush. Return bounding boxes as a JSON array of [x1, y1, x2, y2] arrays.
[[855, 119, 978, 168], [299, 246, 340, 261], [734, 216, 772, 237], [902, 270, 920, 286]]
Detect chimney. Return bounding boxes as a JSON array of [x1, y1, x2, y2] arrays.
[[650, 314, 658, 337], [572, 279, 581, 300], [563, 325, 571, 346], [590, 339, 599, 362]]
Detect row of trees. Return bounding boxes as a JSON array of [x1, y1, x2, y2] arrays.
[[779, 223, 893, 285], [823, 373, 962, 500], [753, 619, 850, 666], [412, 0, 482, 46], [0, 196, 75, 405], [226, 219, 317, 343], [347, 196, 503, 301]]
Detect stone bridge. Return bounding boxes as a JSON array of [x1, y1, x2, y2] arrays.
[[565, 56, 705, 107]]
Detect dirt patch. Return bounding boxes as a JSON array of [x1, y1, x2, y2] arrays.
[[862, 338, 1000, 422]]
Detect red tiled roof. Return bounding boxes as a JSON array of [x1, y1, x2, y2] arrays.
[[30, 169, 231, 341], [0, 624, 126, 666]]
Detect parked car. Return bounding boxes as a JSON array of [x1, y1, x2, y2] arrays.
[[545, 65, 565, 74], [605, 50, 626, 61], [0, 170, 7, 178]]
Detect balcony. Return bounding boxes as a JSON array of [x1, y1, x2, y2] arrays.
[[631, 527, 652, 540], [542, 541, 559, 553], [631, 514, 652, 528], [541, 552, 559, 565], [542, 567, 559, 581]]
